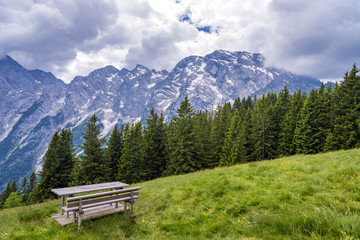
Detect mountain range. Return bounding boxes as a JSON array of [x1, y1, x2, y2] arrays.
[[0, 50, 322, 190]]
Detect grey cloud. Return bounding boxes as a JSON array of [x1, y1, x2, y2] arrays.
[[125, 23, 197, 71], [0, 0, 118, 71], [266, 0, 360, 79]]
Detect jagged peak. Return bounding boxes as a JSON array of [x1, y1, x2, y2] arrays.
[[88, 65, 119, 78], [175, 55, 204, 69], [0, 55, 28, 72]]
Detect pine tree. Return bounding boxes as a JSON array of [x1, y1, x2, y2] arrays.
[[279, 90, 304, 156], [33, 131, 61, 201], [164, 96, 201, 175], [58, 128, 76, 186], [329, 65, 360, 149], [106, 124, 124, 181], [220, 108, 246, 166], [10, 180, 17, 193], [118, 122, 145, 183], [20, 176, 29, 203], [209, 103, 232, 166], [33, 129, 75, 201], [251, 94, 276, 161], [143, 109, 167, 180], [28, 172, 37, 195], [193, 110, 214, 169], [273, 86, 291, 155], [324, 83, 339, 151], [2, 181, 12, 202], [243, 108, 254, 162], [294, 89, 326, 154], [72, 114, 108, 185]]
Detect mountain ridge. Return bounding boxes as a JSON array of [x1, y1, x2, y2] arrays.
[[0, 50, 322, 190]]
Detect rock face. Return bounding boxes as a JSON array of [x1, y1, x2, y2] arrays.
[[0, 50, 321, 189]]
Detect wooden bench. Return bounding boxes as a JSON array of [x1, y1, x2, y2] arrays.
[[60, 187, 140, 229]]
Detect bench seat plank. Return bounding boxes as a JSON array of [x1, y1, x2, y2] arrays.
[[67, 187, 141, 201], [67, 192, 139, 208], [62, 195, 139, 212]]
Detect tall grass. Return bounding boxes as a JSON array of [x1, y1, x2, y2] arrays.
[[1, 149, 360, 239]]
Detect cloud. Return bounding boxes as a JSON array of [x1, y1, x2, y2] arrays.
[[0, 0, 118, 79], [0, 0, 359, 83], [264, 0, 360, 78]]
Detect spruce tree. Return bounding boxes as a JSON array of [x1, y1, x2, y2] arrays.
[[33, 129, 75, 201], [33, 131, 61, 201], [193, 110, 214, 169], [165, 96, 200, 175], [251, 94, 276, 161], [209, 103, 232, 166], [106, 124, 124, 181], [20, 176, 29, 203], [28, 172, 37, 195], [220, 108, 246, 166], [294, 89, 326, 154], [10, 180, 17, 193], [273, 86, 291, 154], [243, 108, 254, 162], [58, 128, 76, 186], [329, 65, 360, 149], [118, 122, 145, 183], [72, 114, 108, 185], [3, 181, 12, 202], [143, 109, 167, 180], [279, 90, 304, 156]]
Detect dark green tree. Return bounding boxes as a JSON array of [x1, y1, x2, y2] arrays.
[[220, 108, 247, 166], [58, 128, 76, 185], [143, 109, 167, 180], [72, 114, 108, 185], [193, 110, 214, 169], [10, 180, 17, 193], [273, 86, 291, 154], [251, 94, 276, 161], [33, 129, 76, 201], [278, 90, 304, 156], [118, 122, 145, 183], [2, 182, 12, 204], [106, 124, 124, 181], [209, 102, 232, 166], [34, 131, 61, 200], [328, 65, 360, 150], [165, 96, 201, 175], [294, 89, 326, 154]]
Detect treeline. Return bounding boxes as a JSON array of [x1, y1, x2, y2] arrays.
[[1, 65, 359, 208]]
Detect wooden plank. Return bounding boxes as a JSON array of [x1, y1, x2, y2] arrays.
[[51, 182, 129, 196], [63, 196, 139, 212], [52, 204, 126, 226], [67, 187, 140, 202], [67, 192, 139, 208]]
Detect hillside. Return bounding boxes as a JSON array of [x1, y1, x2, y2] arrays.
[[1, 149, 360, 239]]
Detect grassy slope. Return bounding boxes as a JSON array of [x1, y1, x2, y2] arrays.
[[1, 149, 360, 239]]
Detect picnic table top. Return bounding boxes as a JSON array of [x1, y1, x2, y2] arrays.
[[51, 182, 129, 196]]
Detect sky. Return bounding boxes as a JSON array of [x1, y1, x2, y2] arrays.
[[0, 0, 359, 83]]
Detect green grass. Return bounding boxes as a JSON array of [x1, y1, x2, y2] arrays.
[[1, 149, 360, 239]]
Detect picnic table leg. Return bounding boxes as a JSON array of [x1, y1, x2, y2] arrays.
[[77, 213, 82, 230], [61, 196, 65, 215]]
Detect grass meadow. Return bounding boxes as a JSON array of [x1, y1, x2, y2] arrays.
[[1, 149, 360, 239]]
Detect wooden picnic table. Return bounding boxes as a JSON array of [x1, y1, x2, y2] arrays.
[[51, 182, 129, 215]]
